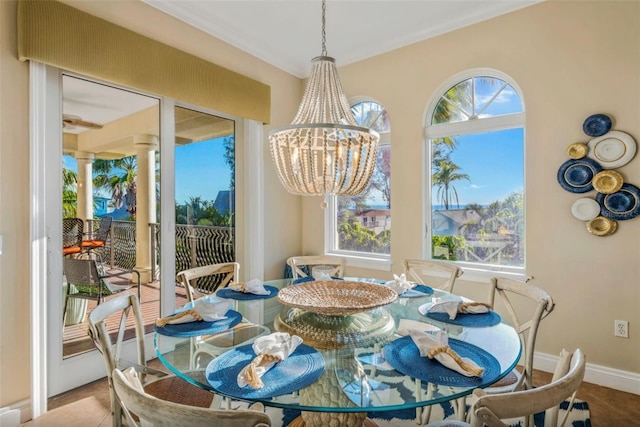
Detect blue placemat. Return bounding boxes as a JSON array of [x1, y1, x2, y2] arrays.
[[206, 343, 325, 399], [154, 309, 242, 337], [383, 336, 500, 387], [216, 285, 279, 300], [292, 276, 343, 284], [423, 311, 501, 327], [399, 284, 433, 298]]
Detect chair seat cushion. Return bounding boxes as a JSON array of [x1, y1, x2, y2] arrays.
[[82, 240, 105, 248], [63, 246, 82, 255]]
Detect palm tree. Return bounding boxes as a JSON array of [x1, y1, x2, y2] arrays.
[[93, 156, 137, 217], [62, 167, 78, 218], [432, 160, 470, 210]]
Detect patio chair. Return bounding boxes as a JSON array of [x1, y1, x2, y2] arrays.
[[427, 349, 586, 427], [62, 218, 84, 257], [89, 293, 221, 427], [286, 255, 346, 280], [81, 216, 112, 258], [63, 258, 140, 323], [403, 259, 463, 293], [176, 262, 271, 367], [112, 368, 271, 427]]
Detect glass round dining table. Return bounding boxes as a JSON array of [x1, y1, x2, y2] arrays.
[[154, 278, 521, 427]]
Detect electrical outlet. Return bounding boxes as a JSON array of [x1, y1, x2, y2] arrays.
[[615, 320, 629, 338]]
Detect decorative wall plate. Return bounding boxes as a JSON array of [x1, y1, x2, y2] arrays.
[[571, 198, 600, 221], [596, 183, 640, 220], [557, 158, 603, 193], [567, 143, 588, 159], [583, 113, 612, 137], [587, 131, 636, 169], [592, 170, 623, 194], [586, 216, 617, 236]]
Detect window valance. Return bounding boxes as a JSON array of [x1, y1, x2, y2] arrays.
[[18, 0, 271, 124]]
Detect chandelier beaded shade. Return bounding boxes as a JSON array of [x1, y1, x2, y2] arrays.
[[268, 1, 379, 200]]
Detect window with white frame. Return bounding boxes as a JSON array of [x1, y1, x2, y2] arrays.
[[328, 100, 391, 259], [426, 71, 525, 272]]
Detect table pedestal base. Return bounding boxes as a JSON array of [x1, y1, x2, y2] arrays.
[[289, 414, 377, 427]]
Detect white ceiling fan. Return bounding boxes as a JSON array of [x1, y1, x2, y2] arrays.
[[63, 114, 103, 130]]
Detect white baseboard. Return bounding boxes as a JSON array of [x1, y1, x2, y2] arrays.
[[534, 351, 640, 395], [1, 399, 32, 424]]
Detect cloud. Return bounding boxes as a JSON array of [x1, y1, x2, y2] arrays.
[[469, 184, 486, 189]]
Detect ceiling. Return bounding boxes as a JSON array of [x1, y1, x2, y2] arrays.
[[142, 0, 542, 78]]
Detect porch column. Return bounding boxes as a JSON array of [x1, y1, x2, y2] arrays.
[[75, 151, 94, 222], [134, 134, 158, 284]]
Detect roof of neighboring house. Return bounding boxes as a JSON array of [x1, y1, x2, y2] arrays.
[[434, 209, 481, 225], [214, 190, 235, 214], [356, 209, 390, 217], [97, 205, 130, 220]]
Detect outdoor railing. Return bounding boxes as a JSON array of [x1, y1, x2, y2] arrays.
[[88, 219, 235, 282]]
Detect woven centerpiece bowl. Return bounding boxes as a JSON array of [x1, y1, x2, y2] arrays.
[[278, 280, 398, 316]]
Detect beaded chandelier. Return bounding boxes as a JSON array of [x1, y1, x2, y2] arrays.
[[268, 0, 379, 205]]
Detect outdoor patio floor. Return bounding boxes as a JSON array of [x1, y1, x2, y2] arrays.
[[62, 274, 188, 358]]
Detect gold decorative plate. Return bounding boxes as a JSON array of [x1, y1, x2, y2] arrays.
[[567, 143, 588, 159], [277, 280, 397, 316], [592, 170, 623, 194], [586, 216, 617, 236]]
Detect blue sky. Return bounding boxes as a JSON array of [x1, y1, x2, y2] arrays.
[[64, 136, 233, 205], [446, 128, 524, 206]]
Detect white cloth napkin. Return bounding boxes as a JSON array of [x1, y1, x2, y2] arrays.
[[408, 329, 484, 377], [228, 278, 270, 295], [426, 297, 490, 320], [237, 332, 303, 389], [155, 296, 231, 326], [385, 273, 415, 295]]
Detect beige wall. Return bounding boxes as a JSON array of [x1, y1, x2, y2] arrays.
[[0, 0, 302, 407], [303, 0, 640, 373]]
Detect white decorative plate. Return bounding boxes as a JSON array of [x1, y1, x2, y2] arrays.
[[587, 131, 637, 169], [571, 198, 600, 221]]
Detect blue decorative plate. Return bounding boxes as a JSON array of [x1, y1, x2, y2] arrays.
[[596, 183, 640, 221], [206, 343, 325, 399], [583, 113, 612, 137], [154, 309, 242, 337], [418, 303, 501, 327], [216, 285, 279, 300], [399, 285, 434, 298], [383, 336, 501, 387], [557, 158, 603, 193]]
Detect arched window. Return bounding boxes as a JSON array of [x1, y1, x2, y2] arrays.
[[326, 99, 391, 266], [425, 70, 525, 273]]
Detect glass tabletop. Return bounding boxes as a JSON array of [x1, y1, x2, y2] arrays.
[[154, 278, 521, 414]]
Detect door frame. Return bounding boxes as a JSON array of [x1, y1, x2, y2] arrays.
[[29, 61, 265, 417]]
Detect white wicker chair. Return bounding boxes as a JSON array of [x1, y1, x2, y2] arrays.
[[112, 368, 271, 427], [287, 255, 346, 280]]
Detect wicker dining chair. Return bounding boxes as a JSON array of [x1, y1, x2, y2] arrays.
[[89, 294, 221, 427], [81, 216, 112, 257], [112, 368, 271, 427], [286, 255, 346, 280], [403, 259, 463, 293], [62, 218, 84, 257]]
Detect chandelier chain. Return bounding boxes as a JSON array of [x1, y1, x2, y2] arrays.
[[321, 0, 327, 56]]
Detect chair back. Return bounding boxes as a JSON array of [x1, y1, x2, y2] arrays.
[[112, 368, 271, 427], [93, 216, 113, 242], [469, 349, 585, 427], [489, 277, 555, 391], [88, 293, 146, 425], [63, 218, 84, 251], [287, 255, 345, 280], [177, 262, 239, 302], [402, 259, 463, 293], [64, 258, 106, 296]]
